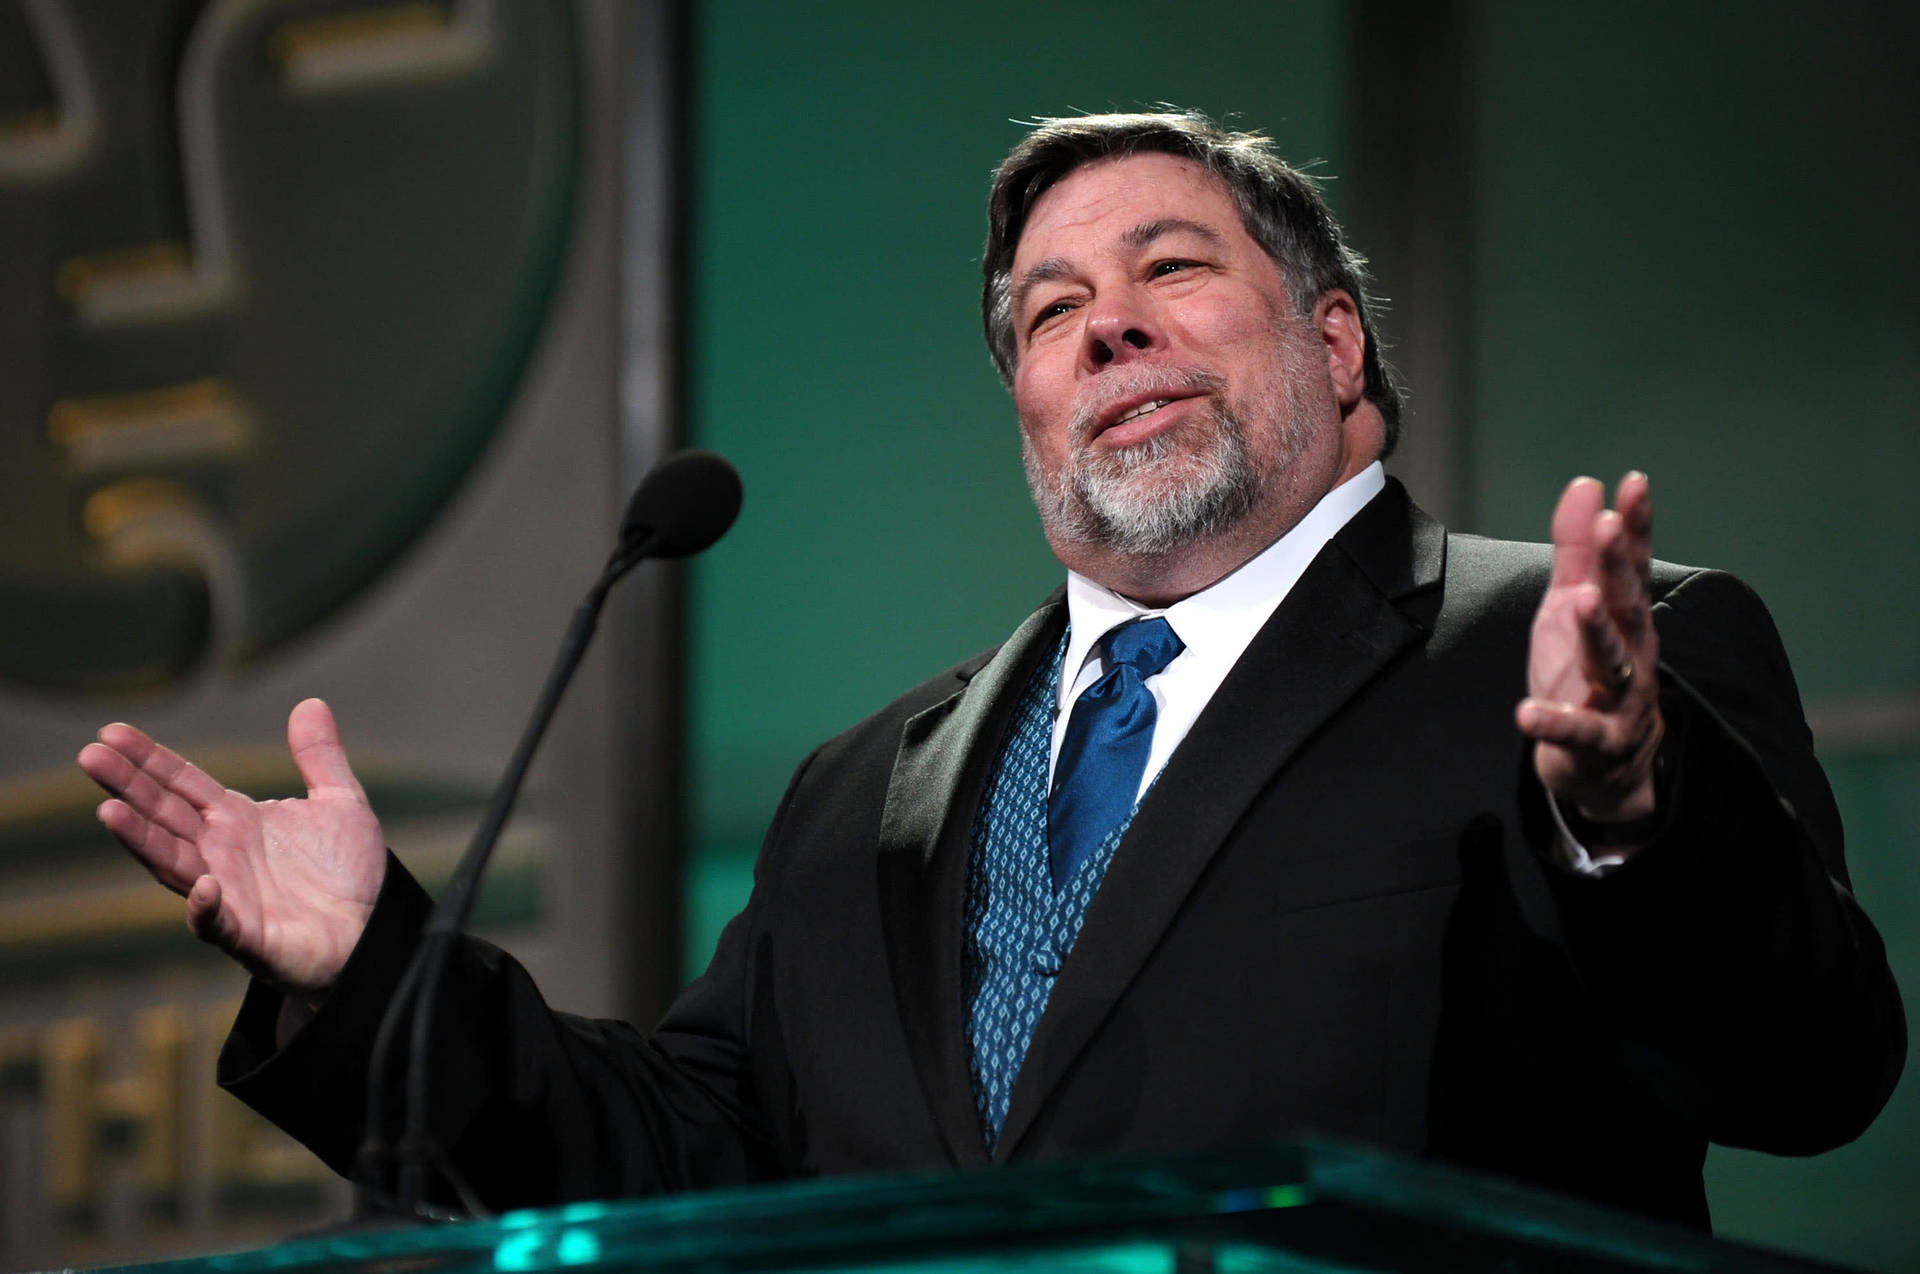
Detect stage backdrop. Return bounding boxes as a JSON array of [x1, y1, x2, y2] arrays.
[[0, 2, 684, 1267]]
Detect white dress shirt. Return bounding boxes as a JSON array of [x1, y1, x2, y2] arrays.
[[1049, 463, 1387, 797]]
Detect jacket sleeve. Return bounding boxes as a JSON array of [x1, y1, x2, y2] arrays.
[[217, 749, 826, 1211], [1533, 568, 1905, 1153]]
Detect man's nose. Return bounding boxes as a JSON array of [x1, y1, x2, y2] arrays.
[[1082, 298, 1162, 371]]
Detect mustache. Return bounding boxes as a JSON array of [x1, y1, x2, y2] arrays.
[[1070, 366, 1227, 444]]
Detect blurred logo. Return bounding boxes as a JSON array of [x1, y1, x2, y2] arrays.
[[0, 0, 580, 694]]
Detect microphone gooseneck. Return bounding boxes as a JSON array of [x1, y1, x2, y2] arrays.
[[356, 449, 742, 1218]]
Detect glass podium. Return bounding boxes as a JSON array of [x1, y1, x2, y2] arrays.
[[90, 1139, 1849, 1274]]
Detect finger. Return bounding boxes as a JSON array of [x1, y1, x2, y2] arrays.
[[95, 775, 200, 855], [287, 698, 367, 800], [79, 742, 208, 842], [1575, 585, 1636, 704], [1516, 698, 1630, 754], [185, 873, 244, 953], [79, 738, 145, 800], [1548, 477, 1607, 588], [97, 799, 203, 894], [1592, 509, 1649, 636], [95, 723, 228, 810], [1616, 471, 1653, 582]]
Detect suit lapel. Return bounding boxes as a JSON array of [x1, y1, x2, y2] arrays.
[[877, 595, 1067, 1166], [995, 482, 1446, 1158]]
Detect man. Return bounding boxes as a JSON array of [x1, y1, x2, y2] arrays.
[[79, 110, 1902, 1229]]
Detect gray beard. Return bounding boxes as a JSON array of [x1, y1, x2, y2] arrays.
[[1024, 360, 1315, 559], [1024, 403, 1257, 557]]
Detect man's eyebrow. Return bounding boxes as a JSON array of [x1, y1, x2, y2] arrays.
[[1122, 217, 1225, 251], [1011, 219, 1229, 321], [1010, 258, 1072, 324], [1010, 219, 1229, 326]]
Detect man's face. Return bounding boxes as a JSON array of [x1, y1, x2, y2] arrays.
[[1008, 153, 1339, 570]]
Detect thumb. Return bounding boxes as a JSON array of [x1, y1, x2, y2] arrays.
[[287, 698, 367, 800]]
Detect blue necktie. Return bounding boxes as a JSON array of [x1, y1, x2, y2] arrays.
[[1047, 617, 1185, 892]]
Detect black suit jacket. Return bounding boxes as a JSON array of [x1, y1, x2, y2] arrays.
[[221, 482, 1904, 1228]]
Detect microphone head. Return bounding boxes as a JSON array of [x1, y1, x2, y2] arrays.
[[618, 449, 743, 559]]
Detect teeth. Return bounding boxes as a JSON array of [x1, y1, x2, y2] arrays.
[[1116, 399, 1169, 425]]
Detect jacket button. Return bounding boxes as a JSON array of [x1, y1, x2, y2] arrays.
[[1032, 947, 1062, 977]]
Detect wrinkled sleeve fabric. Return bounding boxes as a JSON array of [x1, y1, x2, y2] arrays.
[[218, 752, 823, 1211], [1527, 568, 1905, 1153]]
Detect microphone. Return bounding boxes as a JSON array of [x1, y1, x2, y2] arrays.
[[357, 449, 742, 1216], [618, 449, 743, 560]]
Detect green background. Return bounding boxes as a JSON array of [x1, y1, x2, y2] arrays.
[[1458, 7, 1919, 1265], [681, 3, 1918, 1269]]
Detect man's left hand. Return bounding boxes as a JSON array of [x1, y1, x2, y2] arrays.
[[1517, 473, 1664, 838]]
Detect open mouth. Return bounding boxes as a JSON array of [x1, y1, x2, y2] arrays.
[[1074, 370, 1224, 444], [1114, 399, 1172, 426], [1091, 392, 1201, 446]]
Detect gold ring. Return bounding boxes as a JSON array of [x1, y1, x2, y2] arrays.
[[1607, 659, 1634, 696]]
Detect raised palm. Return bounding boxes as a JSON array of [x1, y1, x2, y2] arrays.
[[79, 698, 384, 992], [1518, 474, 1663, 825]]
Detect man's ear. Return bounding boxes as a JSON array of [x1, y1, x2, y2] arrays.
[[1315, 290, 1368, 409]]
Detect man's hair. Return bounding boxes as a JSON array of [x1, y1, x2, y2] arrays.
[[982, 109, 1403, 456]]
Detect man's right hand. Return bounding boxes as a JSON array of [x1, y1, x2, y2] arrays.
[[78, 697, 384, 994]]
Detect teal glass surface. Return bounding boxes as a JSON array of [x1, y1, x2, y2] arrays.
[[87, 1140, 1846, 1274]]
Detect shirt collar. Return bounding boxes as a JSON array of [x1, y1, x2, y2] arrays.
[[1060, 462, 1387, 695]]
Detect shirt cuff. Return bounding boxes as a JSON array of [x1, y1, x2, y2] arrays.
[[1543, 712, 1678, 876], [1548, 797, 1636, 877]]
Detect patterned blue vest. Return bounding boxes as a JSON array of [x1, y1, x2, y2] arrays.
[[962, 633, 1147, 1152]]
